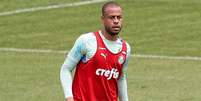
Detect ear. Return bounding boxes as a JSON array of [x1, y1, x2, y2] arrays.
[[101, 15, 104, 23]]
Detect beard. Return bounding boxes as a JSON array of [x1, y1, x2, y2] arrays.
[[105, 25, 122, 36]]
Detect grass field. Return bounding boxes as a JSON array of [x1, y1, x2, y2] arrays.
[[0, 0, 201, 101]]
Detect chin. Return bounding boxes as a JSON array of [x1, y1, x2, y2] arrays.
[[113, 30, 120, 34], [109, 32, 119, 36]]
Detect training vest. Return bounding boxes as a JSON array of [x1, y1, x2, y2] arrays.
[[72, 31, 127, 101]]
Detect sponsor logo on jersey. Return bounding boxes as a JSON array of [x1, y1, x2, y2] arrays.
[[95, 68, 119, 80]]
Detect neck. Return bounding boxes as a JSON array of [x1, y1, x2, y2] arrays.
[[101, 30, 118, 41]]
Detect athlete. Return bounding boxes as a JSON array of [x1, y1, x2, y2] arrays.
[[60, 1, 131, 101]]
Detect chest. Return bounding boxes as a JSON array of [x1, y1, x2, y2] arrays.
[[85, 48, 126, 80], [84, 39, 122, 60]]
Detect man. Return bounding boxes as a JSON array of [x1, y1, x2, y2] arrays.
[[60, 1, 131, 101]]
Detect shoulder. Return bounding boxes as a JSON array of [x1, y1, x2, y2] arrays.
[[122, 40, 131, 54], [123, 41, 131, 58], [125, 42, 131, 50], [78, 32, 96, 42], [76, 32, 97, 55], [72, 32, 96, 50]]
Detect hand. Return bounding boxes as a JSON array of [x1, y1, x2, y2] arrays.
[[66, 97, 74, 101]]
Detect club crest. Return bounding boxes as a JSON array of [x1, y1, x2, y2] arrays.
[[118, 55, 125, 64]]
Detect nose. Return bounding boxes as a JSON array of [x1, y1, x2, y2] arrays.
[[113, 17, 119, 24]]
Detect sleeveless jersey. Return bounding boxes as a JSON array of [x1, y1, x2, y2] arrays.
[[72, 31, 127, 101]]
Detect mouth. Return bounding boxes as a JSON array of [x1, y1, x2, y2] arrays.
[[112, 26, 120, 28], [112, 26, 121, 31]]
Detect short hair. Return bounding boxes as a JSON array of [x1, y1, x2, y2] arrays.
[[102, 1, 121, 16]]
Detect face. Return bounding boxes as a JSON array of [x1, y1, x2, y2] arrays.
[[102, 6, 123, 36]]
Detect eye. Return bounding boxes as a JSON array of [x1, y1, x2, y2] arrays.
[[108, 16, 115, 19], [117, 16, 122, 20], [108, 16, 122, 20]]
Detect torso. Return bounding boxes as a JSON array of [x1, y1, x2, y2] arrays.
[[72, 31, 127, 101]]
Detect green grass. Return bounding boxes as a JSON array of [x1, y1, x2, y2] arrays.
[[0, 0, 201, 101], [1, 0, 201, 56], [0, 2, 102, 50], [0, 0, 80, 12], [130, 58, 201, 101], [119, 0, 201, 56], [0, 51, 64, 101]]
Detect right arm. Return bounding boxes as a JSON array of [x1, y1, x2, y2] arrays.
[[60, 35, 86, 100]]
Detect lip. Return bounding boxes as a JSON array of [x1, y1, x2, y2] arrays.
[[112, 26, 120, 29], [112, 26, 120, 28], [113, 27, 120, 30], [112, 27, 120, 32]]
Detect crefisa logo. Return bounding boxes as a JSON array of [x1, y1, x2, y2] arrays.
[[95, 68, 119, 80]]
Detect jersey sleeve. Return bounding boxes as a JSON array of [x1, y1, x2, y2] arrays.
[[118, 42, 131, 101], [122, 42, 131, 77], [60, 34, 86, 98]]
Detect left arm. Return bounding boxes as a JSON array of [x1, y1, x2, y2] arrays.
[[118, 70, 129, 101], [118, 43, 131, 101]]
